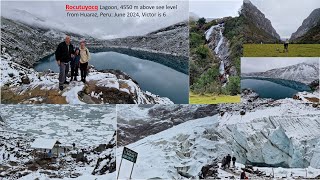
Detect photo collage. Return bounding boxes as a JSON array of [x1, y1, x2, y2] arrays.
[[1, 0, 320, 179]]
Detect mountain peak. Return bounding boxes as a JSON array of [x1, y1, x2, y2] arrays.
[[242, 0, 281, 42], [290, 8, 320, 41]]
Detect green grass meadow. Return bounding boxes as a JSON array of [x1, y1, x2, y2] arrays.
[[244, 44, 320, 57], [189, 92, 241, 104]]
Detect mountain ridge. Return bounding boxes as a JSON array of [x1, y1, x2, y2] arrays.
[[291, 8, 320, 42], [242, 0, 281, 43], [242, 61, 319, 84]]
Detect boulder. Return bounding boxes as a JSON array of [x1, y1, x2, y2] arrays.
[[21, 76, 30, 84], [92, 154, 116, 175]]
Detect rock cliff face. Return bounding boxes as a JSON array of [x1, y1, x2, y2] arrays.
[[290, 8, 320, 43], [242, 0, 281, 43]]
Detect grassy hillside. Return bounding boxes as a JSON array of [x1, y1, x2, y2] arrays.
[[244, 44, 320, 57]]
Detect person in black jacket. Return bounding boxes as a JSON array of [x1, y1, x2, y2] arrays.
[[55, 35, 75, 90], [226, 154, 231, 168], [232, 156, 236, 167]]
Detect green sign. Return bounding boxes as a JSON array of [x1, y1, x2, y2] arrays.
[[122, 147, 138, 163]]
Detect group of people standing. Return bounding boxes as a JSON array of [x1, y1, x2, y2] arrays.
[[221, 154, 236, 169], [55, 35, 91, 91]]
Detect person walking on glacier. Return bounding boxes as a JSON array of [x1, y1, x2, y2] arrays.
[[232, 156, 236, 167], [226, 154, 231, 168], [221, 156, 227, 169]]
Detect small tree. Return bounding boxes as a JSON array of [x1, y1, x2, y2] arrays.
[[197, 17, 206, 27], [225, 76, 240, 95]]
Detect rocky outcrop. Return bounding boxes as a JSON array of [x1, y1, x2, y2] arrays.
[[242, 0, 281, 43], [309, 79, 320, 91], [0, 115, 4, 127], [92, 132, 116, 175], [291, 8, 320, 41], [199, 160, 219, 179]]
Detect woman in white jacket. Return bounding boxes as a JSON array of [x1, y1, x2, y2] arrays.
[[79, 40, 91, 83]]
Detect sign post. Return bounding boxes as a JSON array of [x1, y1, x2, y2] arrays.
[[117, 147, 138, 179]]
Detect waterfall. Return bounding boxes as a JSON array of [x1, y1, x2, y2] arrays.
[[214, 28, 224, 55]]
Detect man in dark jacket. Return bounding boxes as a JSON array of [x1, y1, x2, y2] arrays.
[[55, 35, 75, 90], [226, 154, 231, 168]]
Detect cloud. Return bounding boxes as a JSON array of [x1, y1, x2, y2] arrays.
[[1, 1, 188, 39], [189, 0, 243, 18], [251, 0, 320, 38]]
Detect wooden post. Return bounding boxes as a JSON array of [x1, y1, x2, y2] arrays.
[[305, 168, 307, 178], [117, 157, 123, 180], [272, 168, 274, 178], [129, 162, 135, 179]]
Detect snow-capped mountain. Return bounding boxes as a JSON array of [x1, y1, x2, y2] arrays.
[[0, 16, 94, 67], [117, 105, 218, 146], [242, 61, 320, 84], [116, 96, 320, 179]]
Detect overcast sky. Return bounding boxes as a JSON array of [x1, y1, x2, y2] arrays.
[[241, 57, 319, 73], [251, 0, 320, 39], [1, 1, 188, 39], [189, 0, 242, 19]]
